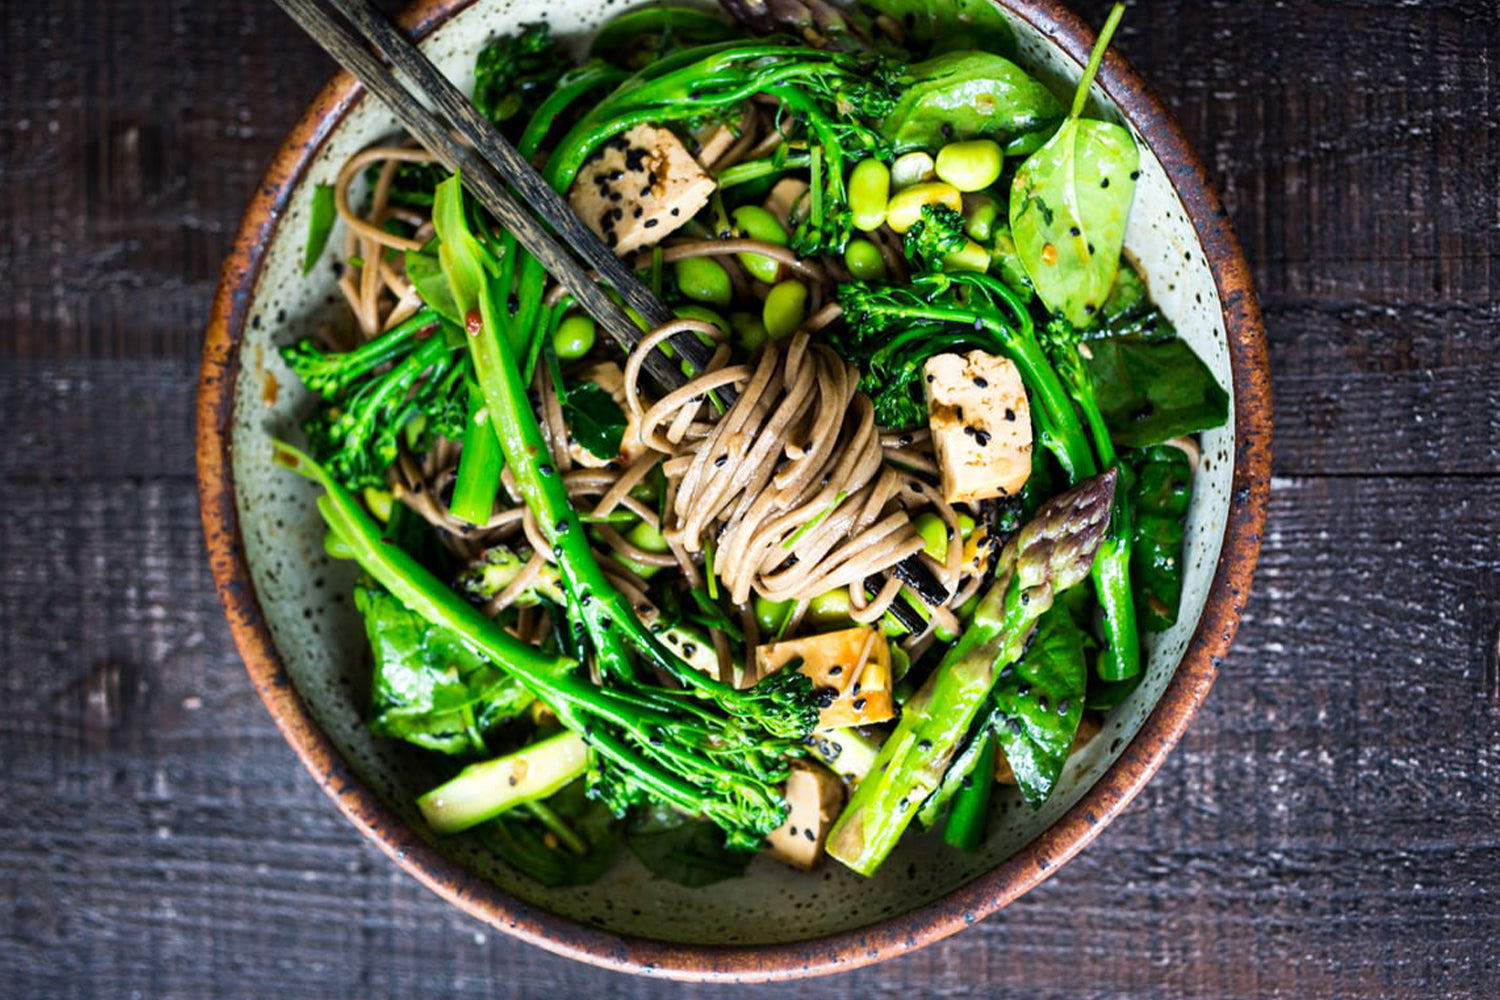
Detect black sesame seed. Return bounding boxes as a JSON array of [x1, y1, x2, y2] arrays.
[[714, 454, 728, 467], [1069, 226, 1081, 237], [538, 463, 555, 476], [972, 376, 988, 388], [644, 218, 659, 229], [1100, 177, 1111, 188], [1058, 698, 1069, 715], [829, 665, 843, 676], [670, 207, 680, 217], [975, 430, 991, 447], [963, 425, 976, 437], [918, 740, 932, 752], [852, 697, 867, 711], [681, 643, 697, 657], [1004, 408, 1016, 421], [803, 828, 815, 842], [1038, 695, 1050, 713]]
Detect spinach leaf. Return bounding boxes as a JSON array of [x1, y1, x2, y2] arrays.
[[992, 602, 1087, 808], [1009, 5, 1138, 327], [562, 380, 628, 461], [479, 779, 622, 887], [881, 51, 1063, 153], [1083, 337, 1228, 448], [1127, 445, 1192, 631], [356, 583, 533, 755], [863, 0, 1017, 57], [302, 183, 336, 276], [626, 804, 752, 887]]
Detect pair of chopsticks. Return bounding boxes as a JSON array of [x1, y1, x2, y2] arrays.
[[273, 0, 947, 630], [271, 0, 714, 392]]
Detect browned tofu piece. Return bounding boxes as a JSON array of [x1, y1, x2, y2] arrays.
[[995, 713, 1103, 784], [754, 625, 895, 730], [764, 761, 846, 869], [763, 177, 810, 231], [923, 350, 1033, 504], [568, 123, 715, 256], [692, 122, 737, 168]]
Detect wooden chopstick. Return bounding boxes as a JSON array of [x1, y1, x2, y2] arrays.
[[270, 0, 713, 392]]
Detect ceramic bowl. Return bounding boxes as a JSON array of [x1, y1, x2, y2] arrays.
[[198, 0, 1271, 981]]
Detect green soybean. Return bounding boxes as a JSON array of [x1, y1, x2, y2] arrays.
[[626, 518, 670, 553], [848, 158, 891, 232], [674, 257, 733, 307], [844, 238, 888, 281], [755, 594, 795, 633], [731, 205, 788, 283], [763, 280, 809, 340], [730, 311, 768, 352], [942, 239, 992, 274], [963, 192, 1001, 242], [913, 511, 948, 562], [935, 138, 1003, 192], [362, 486, 394, 524], [552, 314, 597, 360], [808, 588, 854, 627]]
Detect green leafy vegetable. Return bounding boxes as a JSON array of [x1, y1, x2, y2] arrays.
[[626, 804, 753, 887], [562, 380, 628, 461], [1083, 336, 1230, 447], [881, 51, 1063, 153], [480, 779, 622, 887], [1009, 4, 1138, 327], [302, 182, 336, 276], [1127, 444, 1193, 631], [357, 582, 534, 755], [404, 244, 462, 327], [861, 0, 1016, 56], [590, 7, 738, 70], [991, 602, 1087, 808]]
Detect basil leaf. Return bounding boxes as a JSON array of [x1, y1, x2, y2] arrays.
[[1009, 117, 1139, 327], [626, 804, 751, 887], [881, 51, 1063, 153], [302, 182, 336, 276], [992, 603, 1087, 808], [562, 380, 627, 461], [356, 582, 533, 755], [1083, 337, 1229, 447]]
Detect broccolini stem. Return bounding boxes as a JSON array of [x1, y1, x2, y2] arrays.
[[448, 381, 505, 525]]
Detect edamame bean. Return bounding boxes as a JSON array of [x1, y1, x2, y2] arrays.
[[730, 311, 768, 352], [763, 279, 808, 340], [885, 181, 963, 233], [942, 239, 992, 274], [913, 511, 948, 562], [731, 205, 789, 283], [889, 151, 936, 190], [956, 512, 976, 538], [674, 257, 732, 307], [673, 303, 730, 336], [626, 518, 670, 553], [552, 314, 597, 360], [755, 594, 795, 633], [362, 487, 394, 523], [808, 588, 854, 626], [935, 139, 1003, 192], [847, 158, 891, 232], [963, 192, 1001, 242], [843, 238, 887, 281]]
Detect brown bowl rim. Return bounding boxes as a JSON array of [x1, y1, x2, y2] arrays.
[[197, 0, 1272, 982]]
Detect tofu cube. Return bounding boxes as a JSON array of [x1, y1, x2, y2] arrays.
[[764, 761, 847, 869], [568, 123, 715, 257], [923, 350, 1032, 504], [754, 625, 895, 730]]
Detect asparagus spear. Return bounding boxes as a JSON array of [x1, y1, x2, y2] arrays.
[[826, 468, 1117, 876]]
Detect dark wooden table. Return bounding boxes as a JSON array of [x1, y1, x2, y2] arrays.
[[3, 1, 1497, 997]]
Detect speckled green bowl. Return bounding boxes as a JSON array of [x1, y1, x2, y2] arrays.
[[198, 0, 1271, 980]]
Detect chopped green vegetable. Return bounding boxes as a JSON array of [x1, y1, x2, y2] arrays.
[[302, 182, 336, 276], [1084, 336, 1230, 448], [626, 804, 753, 887], [991, 603, 1088, 808]]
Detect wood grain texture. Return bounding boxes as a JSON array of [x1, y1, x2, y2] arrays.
[[2, 0, 1498, 998]]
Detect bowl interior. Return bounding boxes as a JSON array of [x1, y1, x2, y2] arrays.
[[227, 0, 1235, 947]]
